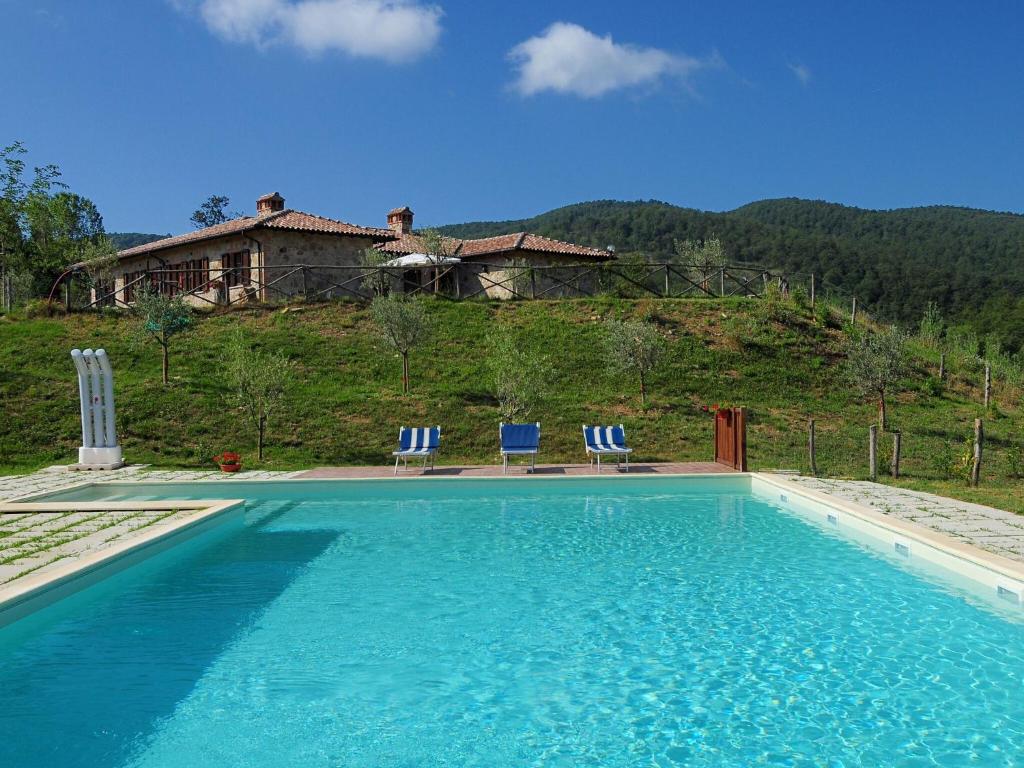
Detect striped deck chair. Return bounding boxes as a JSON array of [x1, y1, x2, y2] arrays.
[[582, 424, 632, 473], [499, 422, 541, 474], [392, 426, 441, 475]]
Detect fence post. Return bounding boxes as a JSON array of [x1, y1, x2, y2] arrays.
[[851, 297, 858, 325], [869, 424, 878, 481], [984, 364, 991, 409], [719, 267, 725, 297], [664, 265, 670, 298], [809, 273, 815, 309], [938, 352, 945, 381], [891, 431, 901, 479], [301, 266, 309, 299], [971, 418, 983, 486], [808, 418, 817, 476]]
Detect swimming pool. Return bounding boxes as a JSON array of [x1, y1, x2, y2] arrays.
[[2, 476, 1023, 766]]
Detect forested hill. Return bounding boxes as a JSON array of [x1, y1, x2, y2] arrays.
[[439, 199, 1024, 344], [108, 232, 168, 250]]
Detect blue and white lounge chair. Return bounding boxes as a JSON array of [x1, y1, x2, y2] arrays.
[[393, 425, 441, 475], [500, 422, 540, 474], [583, 424, 632, 473]]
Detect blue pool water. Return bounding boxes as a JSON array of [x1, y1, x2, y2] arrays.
[[2, 477, 1023, 767]]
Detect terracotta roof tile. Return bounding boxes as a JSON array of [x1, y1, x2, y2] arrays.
[[116, 209, 393, 260], [376, 230, 611, 261], [376, 232, 463, 256], [458, 232, 611, 260], [261, 210, 394, 238]]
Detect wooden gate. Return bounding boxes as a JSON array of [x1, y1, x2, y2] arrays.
[[714, 407, 748, 471]]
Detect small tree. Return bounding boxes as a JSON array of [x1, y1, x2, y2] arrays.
[[420, 228, 457, 293], [918, 301, 944, 346], [844, 326, 909, 431], [79, 236, 119, 301], [359, 247, 392, 297], [486, 331, 549, 421], [370, 294, 432, 393], [674, 235, 726, 293], [226, 332, 295, 461], [133, 285, 194, 384], [605, 318, 666, 407], [190, 195, 238, 229]]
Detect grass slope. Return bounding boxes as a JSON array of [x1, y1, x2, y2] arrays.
[[1, 298, 1021, 511], [439, 198, 1024, 335]]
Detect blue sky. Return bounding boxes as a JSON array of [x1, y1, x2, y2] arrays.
[[2, 0, 1022, 234]]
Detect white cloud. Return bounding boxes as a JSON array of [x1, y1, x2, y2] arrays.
[[509, 22, 713, 98], [176, 0, 443, 63], [788, 62, 811, 86]]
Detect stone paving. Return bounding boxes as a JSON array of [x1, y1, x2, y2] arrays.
[[0, 465, 304, 503], [787, 476, 1024, 564], [0, 506, 204, 586]]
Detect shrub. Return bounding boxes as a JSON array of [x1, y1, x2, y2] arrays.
[[921, 375, 944, 397], [932, 441, 965, 481], [22, 298, 65, 318], [1006, 445, 1024, 480]]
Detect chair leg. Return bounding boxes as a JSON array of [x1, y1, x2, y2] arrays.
[[597, 453, 601, 474], [503, 454, 507, 475], [625, 452, 629, 472], [394, 455, 400, 476]]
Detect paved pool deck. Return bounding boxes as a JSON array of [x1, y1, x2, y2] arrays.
[[0, 465, 1022, 599], [785, 476, 1024, 564]]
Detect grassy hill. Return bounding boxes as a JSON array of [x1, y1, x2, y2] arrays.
[[440, 198, 1024, 347], [1, 297, 1021, 511]]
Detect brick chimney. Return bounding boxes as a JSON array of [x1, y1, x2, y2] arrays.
[[257, 192, 285, 216], [387, 206, 413, 235]]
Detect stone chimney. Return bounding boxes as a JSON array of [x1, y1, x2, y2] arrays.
[[387, 206, 414, 235], [257, 192, 285, 216]]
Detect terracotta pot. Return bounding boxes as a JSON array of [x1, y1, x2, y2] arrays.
[[213, 452, 242, 473]]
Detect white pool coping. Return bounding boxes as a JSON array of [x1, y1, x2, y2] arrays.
[[752, 474, 1024, 610], [2, 472, 1022, 625]]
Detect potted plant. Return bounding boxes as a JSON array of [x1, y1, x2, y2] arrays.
[[212, 452, 242, 473]]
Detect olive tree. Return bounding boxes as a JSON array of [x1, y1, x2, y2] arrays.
[[486, 331, 549, 421], [420, 228, 457, 293], [370, 294, 432, 393], [133, 285, 194, 384], [605, 318, 666, 407], [674, 235, 726, 293], [226, 332, 295, 461], [359, 246, 392, 297], [844, 326, 909, 430]]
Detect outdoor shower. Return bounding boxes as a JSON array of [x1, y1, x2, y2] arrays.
[[70, 348, 123, 468]]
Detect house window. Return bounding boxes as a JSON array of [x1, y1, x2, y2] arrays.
[[178, 258, 210, 292], [222, 250, 251, 287], [123, 271, 145, 303], [94, 279, 115, 307]]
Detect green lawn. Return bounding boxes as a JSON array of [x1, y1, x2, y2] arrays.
[[1, 297, 1021, 512]]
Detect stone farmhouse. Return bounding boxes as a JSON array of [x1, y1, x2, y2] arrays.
[[96, 193, 612, 305]]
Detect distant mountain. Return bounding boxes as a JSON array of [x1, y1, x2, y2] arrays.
[[108, 232, 168, 250], [440, 199, 1024, 347]]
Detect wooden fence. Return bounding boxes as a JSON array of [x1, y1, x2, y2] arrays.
[[76, 261, 819, 310]]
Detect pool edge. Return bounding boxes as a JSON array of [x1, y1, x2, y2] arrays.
[[752, 473, 1024, 607], [0, 498, 244, 628]]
